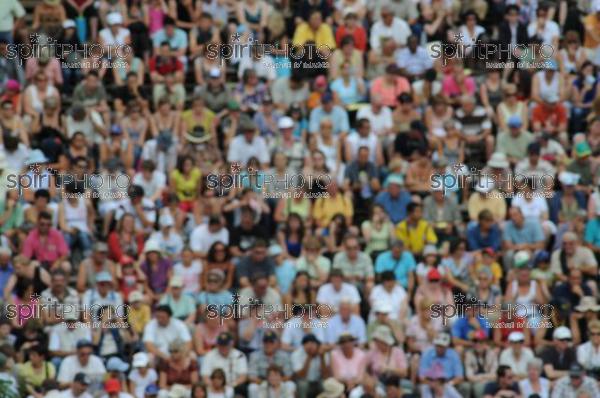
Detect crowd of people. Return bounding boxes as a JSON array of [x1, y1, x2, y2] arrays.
[[1, 0, 600, 397]]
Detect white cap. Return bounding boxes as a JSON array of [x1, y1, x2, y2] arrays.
[[209, 67, 221, 78], [508, 331, 525, 342], [159, 213, 175, 228], [559, 171, 580, 186], [132, 352, 149, 368], [433, 332, 451, 347], [514, 250, 531, 267], [278, 116, 295, 130], [107, 12, 123, 26], [62, 19, 76, 29], [553, 326, 572, 340], [169, 276, 184, 288], [475, 176, 494, 193], [143, 239, 162, 254], [128, 290, 144, 303], [373, 301, 393, 314]]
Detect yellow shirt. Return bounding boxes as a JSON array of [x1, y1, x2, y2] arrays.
[[395, 219, 438, 255], [171, 167, 202, 201], [467, 191, 507, 222], [292, 22, 336, 49], [313, 193, 353, 226], [474, 262, 503, 283], [18, 361, 56, 388], [128, 304, 151, 334], [182, 108, 215, 136]]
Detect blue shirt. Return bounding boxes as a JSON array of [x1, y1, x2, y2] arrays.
[[585, 218, 600, 247], [374, 250, 416, 289], [308, 105, 350, 135], [467, 223, 502, 251], [152, 28, 188, 50], [330, 78, 364, 105], [419, 347, 464, 379], [0, 264, 13, 291], [451, 317, 489, 340], [324, 314, 367, 345], [502, 219, 544, 245], [275, 260, 296, 295], [375, 190, 412, 224]]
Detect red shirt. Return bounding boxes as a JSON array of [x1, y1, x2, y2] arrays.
[[149, 56, 183, 76], [532, 103, 568, 128], [22, 228, 69, 263], [335, 26, 367, 52]]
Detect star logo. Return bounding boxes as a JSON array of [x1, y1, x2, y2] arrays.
[[231, 162, 242, 174], [454, 32, 464, 43], [29, 163, 41, 173], [454, 292, 466, 302], [232, 292, 240, 303], [231, 32, 241, 42], [30, 293, 41, 302], [453, 163, 465, 174]]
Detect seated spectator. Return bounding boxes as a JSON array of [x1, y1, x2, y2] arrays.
[[550, 364, 600, 398], [157, 339, 198, 391], [201, 332, 248, 395], [143, 305, 192, 361], [395, 202, 438, 257], [483, 365, 520, 398]]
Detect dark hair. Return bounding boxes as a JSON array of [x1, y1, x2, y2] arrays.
[[406, 202, 421, 215], [163, 16, 175, 26], [497, 365, 512, 378], [87, 70, 99, 78], [207, 241, 230, 262], [191, 381, 208, 397], [155, 305, 173, 316], [290, 271, 312, 303], [28, 344, 48, 357], [141, 160, 156, 172], [39, 211, 52, 221], [340, 35, 355, 47], [356, 118, 370, 129], [505, 4, 520, 13], [253, 239, 269, 249], [34, 189, 50, 201], [478, 209, 494, 222], [176, 155, 194, 173], [284, 213, 305, 242], [210, 368, 227, 381]]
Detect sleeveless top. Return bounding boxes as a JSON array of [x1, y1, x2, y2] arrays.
[[14, 266, 47, 297], [538, 71, 560, 100], [64, 197, 88, 232], [244, 5, 262, 25], [511, 280, 537, 305]]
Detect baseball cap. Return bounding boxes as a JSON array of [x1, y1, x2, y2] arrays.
[[105, 379, 121, 393], [74, 373, 91, 385], [433, 332, 451, 347], [216, 332, 233, 345], [507, 115, 522, 128], [133, 352, 149, 368], [553, 326, 572, 340], [107, 357, 130, 373], [169, 276, 184, 288], [129, 290, 144, 303], [95, 271, 113, 283], [63, 19, 76, 29], [527, 142, 542, 155], [570, 364, 584, 377], [321, 92, 334, 103], [514, 250, 531, 268], [427, 267, 442, 281], [278, 116, 294, 130], [106, 12, 123, 25], [93, 241, 108, 252], [76, 339, 94, 349], [575, 141, 592, 158], [263, 330, 279, 342], [508, 331, 525, 342]]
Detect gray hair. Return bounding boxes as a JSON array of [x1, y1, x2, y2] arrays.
[[527, 358, 543, 371]]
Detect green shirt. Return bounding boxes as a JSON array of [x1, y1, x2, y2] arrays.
[[496, 130, 533, 160], [159, 294, 196, 320]]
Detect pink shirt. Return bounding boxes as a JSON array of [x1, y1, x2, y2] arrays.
[[441, 75, 476, 98], [331, 348, 368, 381], [22, 228, 69, 263], [369, 76, 411, 107], [367, 346, 407, 378], [25, 58, 63, 86]]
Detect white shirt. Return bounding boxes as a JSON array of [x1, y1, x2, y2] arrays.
[[148, 230, 184, 258], [189, 224, 229, 254], [48, 323, 92, 353], [142, 318, 191, 357], [499, 347, 535, 377], [1, 143, 29, 173], [577, 342, 600, 370], [57, 354, 106, 384], [368, 284, 408, 321], [128, 368, 158, 398], [100, 393, 134, 398], [173, 260, 203, 294], [57, 390, 93, 398], [511, 194, 549, 221], [316, 282, 361, 311], [99, 27, 131, 46], [201, 348, 248, 387], [345, 132, 378, 163], [227, 135, 269, 165], [238, 56, 277, 81], [396, 47, 434, 76], [356, 105, 393, 137], [527, 20, 560, 46], [82, 288, 124, 309], [281, 317, 327, 349], [132, 171, 166, 200], [369, 17, 411, 52]]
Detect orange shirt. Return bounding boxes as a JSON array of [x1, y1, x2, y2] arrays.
[[531, 103, 567, 128], [584, 14, 600, 49]]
